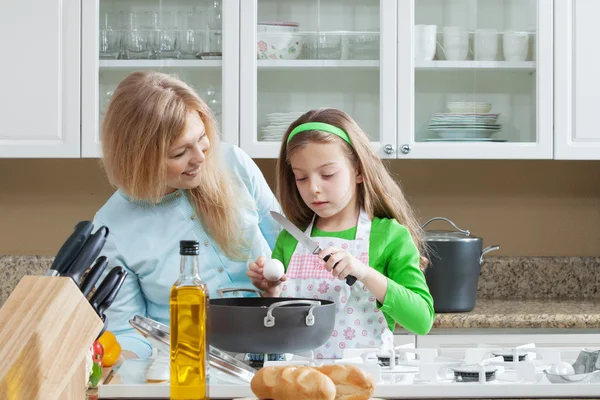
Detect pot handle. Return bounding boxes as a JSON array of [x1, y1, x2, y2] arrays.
[[216, 288, 263, 298], [480, 245, 500, 265], [421, 217, 470, 236], [264, 300, 321, 328]]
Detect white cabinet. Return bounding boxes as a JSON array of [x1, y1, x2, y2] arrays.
[[81, 0, 240, 158], [239, 0, 398, 159], [0, 0, 80, 158], [397, 0, 554, 159], [554, 0, 600, 160], [417, 332, 600, 359]]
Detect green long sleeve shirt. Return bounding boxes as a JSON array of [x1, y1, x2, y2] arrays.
[[271, 217, 435, 335]]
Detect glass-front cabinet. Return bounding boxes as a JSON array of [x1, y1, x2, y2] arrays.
[[397, 0, 553, 159], [82, 0, 239, 157], [239, 0, 397, 158]]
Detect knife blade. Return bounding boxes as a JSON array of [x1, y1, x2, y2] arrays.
[[270, 211, 357, 286], [62, 226, 109, 286], [79, 256, 109, 297], [44, 221, 94, 276]]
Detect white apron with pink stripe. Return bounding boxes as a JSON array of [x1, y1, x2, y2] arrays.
[[280, 208, 393, 359]]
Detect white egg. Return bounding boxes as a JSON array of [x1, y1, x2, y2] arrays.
[[548, 361, 575, 375], [263, 258, 284, 281]]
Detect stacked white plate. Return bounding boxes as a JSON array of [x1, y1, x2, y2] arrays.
[[426, 112, 503, 141], [260, 111, 305, 142]]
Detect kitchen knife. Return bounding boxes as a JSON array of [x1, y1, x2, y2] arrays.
[[92, 266, 127, 340], [270, 211, 357, 286], [89, 266, 127, 316], [79, 256, 109, 297], [44, 221, 94, 276], [62, 226, 109, 286]]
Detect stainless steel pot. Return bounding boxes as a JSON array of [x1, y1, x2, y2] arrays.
[[422, 217, 499, 313]]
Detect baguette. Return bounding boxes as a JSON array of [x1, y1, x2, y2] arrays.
[[250, 365, 336, 400], [316, 364, 376, 400]]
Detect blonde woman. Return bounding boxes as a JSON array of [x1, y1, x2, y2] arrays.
[[248, 108, 433, 359], [94, 71, 280, 359]]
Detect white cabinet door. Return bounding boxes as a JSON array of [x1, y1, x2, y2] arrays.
[[0, 0, 80, 158], [239, 0, 397, 158], [554, 0, 600, 159], [397, 0, 553, 159], [81, 0, 239, 158], [417, 333, 600, 359]]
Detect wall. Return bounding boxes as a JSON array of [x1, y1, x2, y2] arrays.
[[1, 158, 599, 256]]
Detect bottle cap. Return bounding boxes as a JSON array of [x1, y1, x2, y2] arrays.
[[180, 240, 199, 255]]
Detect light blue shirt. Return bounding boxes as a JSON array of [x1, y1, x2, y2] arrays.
[[93, 143, 281, 358]]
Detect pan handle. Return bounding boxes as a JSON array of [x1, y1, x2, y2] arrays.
[[421, 217, 470, 236], [480, 245, 500, 265], [264, 300, 321, 328], [216, 288, 263, 298]]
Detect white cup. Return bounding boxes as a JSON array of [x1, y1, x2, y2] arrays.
[[415, 24, 437, 61], [503, 31, 529, 61], [475, 29, 498, 61], [441, 26, 469, 61]]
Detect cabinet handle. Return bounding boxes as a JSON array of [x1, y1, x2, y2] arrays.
[[384, 144, 395, 155], [400, 144, 411, 154]]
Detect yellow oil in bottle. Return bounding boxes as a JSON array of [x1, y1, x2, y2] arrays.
[[170, 240, 210, 400]]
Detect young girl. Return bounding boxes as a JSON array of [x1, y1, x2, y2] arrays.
[[247, 108, 434, 359]]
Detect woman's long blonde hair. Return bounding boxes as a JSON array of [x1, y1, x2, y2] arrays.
[[101, 71, 246, 260], [276, 108, 428, 270]]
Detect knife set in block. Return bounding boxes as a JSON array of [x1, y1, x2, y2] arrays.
[[0, 276, 104, 399], [0, 221, 126, 399]]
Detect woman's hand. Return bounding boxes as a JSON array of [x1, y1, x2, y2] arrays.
[[319, 247, 370, 281], [246, 256, 287, 297]]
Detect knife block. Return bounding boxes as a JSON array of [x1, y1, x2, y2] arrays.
[[0, 276, 104, 400]]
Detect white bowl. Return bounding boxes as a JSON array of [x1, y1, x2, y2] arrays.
[[257, 34, 304, 60], [258, 21, 299, 33], [447, 102, 492, 113]]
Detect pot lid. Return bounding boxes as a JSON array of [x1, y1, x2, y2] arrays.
[[422, 217, 481, 242], [129, 315, 256, 383]]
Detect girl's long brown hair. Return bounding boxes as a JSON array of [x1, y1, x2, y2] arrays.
[[101, 71, 247, 260], [276, 108, 428, 270]]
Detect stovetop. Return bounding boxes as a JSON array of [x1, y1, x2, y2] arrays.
[[99, 343, 600, 399]]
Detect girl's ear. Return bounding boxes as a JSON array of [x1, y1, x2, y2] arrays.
[[356, 170, 363, 184]]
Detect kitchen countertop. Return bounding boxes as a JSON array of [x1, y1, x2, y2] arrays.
[[428, 298, 600, 329]]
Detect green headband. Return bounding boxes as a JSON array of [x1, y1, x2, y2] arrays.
[[287, 122, 352, 146]]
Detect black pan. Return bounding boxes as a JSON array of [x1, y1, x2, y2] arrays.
[[209, 289, 336, 354]]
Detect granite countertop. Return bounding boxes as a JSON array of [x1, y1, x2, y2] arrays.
[[432, 298, 600, 329]]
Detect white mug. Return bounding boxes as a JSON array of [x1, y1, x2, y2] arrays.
[[475, 29, 498, 61], [503, 31, 529, 61], [415, 24, 437, 61], [441, 26, 469, 61]]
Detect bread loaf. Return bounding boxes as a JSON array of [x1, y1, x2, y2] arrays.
[[316, 364, 376, 400], [250, 365, 336, 400], [250, 364, 375, 400]]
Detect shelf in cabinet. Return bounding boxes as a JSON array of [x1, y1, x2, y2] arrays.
[[99, 60, 222, 69], [257, 60, 379, 70], [415, 61, 536, 71]]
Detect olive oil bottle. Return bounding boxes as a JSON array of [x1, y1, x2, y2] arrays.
[[170, 240, 209, 400]]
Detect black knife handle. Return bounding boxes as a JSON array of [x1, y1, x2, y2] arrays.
[[89, 266, 125, 315], [323, 254, 357, 286], [96, 269, 128, 316], [79, 256, 109, 297], [64, 226, 109, 285], [50, 221, 94, 275]]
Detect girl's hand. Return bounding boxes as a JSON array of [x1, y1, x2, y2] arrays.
[[318, 247, 370, 281], [246, 256, 287, 297]]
